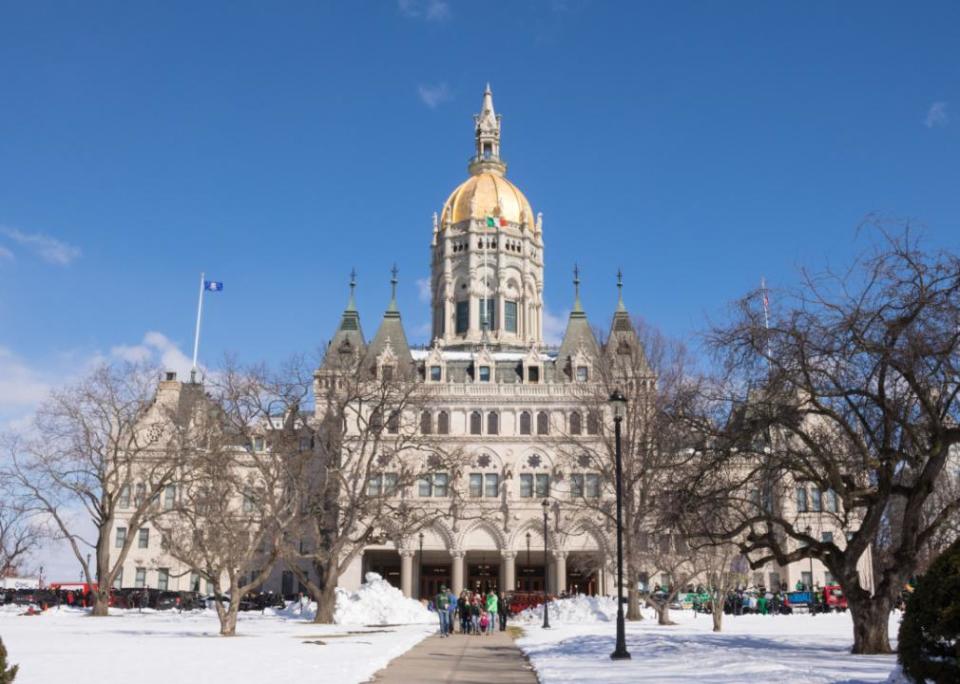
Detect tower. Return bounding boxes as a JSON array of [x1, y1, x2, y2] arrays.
[[431, 85, 545, 349]]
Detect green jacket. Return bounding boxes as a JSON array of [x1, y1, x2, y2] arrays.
[[486, 594, 498, 613], [436, 592, 449, 610]]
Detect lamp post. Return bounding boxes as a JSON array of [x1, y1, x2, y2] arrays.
[[805, 526, 814, 592], [609, 389, 631, 660], [542, 499, 551, 629], [418, 531, 424, 599]]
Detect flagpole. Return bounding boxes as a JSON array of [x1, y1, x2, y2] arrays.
[[191, 272, 205, 383], [761, 276, 772, 363]]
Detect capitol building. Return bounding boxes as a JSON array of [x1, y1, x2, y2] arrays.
[[110, 86, 856, 601]]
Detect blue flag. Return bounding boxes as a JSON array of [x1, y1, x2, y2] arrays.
[[204, 280, 224, 292]]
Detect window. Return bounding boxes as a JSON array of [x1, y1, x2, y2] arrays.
[[570, 412, 582, 435], [430, 365, 442, 381], [113, 568, 123, 590], [469, 473, 483, 497], [387, 411, 400, 434], [487, 412, 499, 435], [480, 298, 496, 330], [115, 527, 127, 549], [190, 572, 201, 593], [796, 486, 808, 513], [433, 472, 449, 497], [134, 483, 145, 507], [536, 411, 549, 435], [570, 474, 584, 497], [420, 411, 432, 435], [163, 484, 175, 511], [470, 411, 482, 435], [456, 301, 469, 334], [478, 366, 491, 382], [381, 365, 394, 382], [810, 487, 822, 512], [824, 572, 835, 585], [801, 571, 812, 590], [484, 473, 499, 498], [367, 475, 382, 497], [586, 412, 600, 435], [253, 436, 265, 452], [119, 485, 130, 509], [520, 474, 534, 498], [369, 409, 383, 432], [535, 474, 550, 498], [585, 474, 600, 498], [576, 366, 589, 382], [825, 489, 839, 513], [383, 472, 398, 496], [437, 411, 450, 435], [138, 528, 149, 549], [527, 366, 540, 383], [821, 531, 834, 544], [206, 580, 215, 595], [519, 411, 531, 435], [135, 567, 146, 589], [505, 301, 518, 333], [243, 492, 256, 513], [157, 568, 169, 591]]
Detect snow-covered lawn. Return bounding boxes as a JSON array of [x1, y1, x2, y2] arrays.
[[515, 598, 901, 683], [0, 574, 438, 684]]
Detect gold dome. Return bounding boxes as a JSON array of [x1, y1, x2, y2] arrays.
[[441, 172, 535, 227]]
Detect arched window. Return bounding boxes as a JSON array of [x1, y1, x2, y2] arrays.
[[569, 411, 582, 435], [437, 411, 449, 435], [420, 411, 432, 435], [537, 411, 549, 435], [387, 411, 400, 434], [519, 411, 531, 435], [470, 410, 482, 435], [587, 411, 600, 435], [487, 412, 499, 435], [370, 408, 383, 432]]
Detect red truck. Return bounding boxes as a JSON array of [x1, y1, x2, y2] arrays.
[[823, 585, 847, 611]]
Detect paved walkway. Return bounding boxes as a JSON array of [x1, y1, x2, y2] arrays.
[[369, 629, 539, 684]]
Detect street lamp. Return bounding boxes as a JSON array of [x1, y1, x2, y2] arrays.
[[542, 499, 551, 629], [609, 389, 631, 660], [418, 531, 424, 599], [805, 526, 814, 592]]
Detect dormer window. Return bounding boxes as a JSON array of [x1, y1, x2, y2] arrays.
[[381, 366, 394, 382], [576, 366, 589, 382], [479, 366, 491, 382], [430, 365, 442, 382], [527, 366, 540, 383]]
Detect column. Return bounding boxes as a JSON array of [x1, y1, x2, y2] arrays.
[[502, 551, 516, 592], [451, 549, 465, 595], [399, 550, 414, 598], [553, 551, 567, 595]]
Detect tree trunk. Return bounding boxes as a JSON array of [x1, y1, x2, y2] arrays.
[[848, 595, 892, 654], [626, 585, 643, 621], [312, 559, 340, 624], [657, 603, 672, 625], [217, 579, 241, 636], [711, 602, 723, 632], [91, 589, 110, 616]]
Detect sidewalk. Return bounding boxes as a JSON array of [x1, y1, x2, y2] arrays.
[[369, 629, 539, 684]]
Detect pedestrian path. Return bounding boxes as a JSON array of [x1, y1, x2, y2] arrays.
[[369, 629, 539, 683]]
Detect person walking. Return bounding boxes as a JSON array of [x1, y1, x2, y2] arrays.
[[457, 591, 470, 634], [445, 587, 457, 634], [485, 591, 498, 635], [470, 594, 481, 634], [497, 591, 508, 631], [435, 586, 451, 637]]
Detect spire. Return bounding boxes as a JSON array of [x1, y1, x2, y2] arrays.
[[572, 264, 584, 316], [387, 264, 399, 315], [616, 268, 626, 312], [325, 269, 365, 360], [346, 268, 357, 311], [468, 83, 506, 177]]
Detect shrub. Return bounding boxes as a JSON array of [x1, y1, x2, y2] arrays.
[[0, 636, 18, 683], [897, 537, 960, 683]]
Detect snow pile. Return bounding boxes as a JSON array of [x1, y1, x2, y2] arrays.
[[333, 572, 435, 626], [516, 595, 619, 624]]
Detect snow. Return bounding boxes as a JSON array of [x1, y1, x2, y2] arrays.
[[515, 595, 619, 624], [515, 605, 903, 683], [0, 574, 438, 683]]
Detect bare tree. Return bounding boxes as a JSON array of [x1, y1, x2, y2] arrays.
[[154, 359, 305, 636], [3, 362, 194, 616], [676, 229, 960, 654], [283, 349, 473, 623], [556, 318, 695, 622], [0, 497, 45, 577]]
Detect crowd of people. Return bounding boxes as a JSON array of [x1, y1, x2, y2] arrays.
[[430, 587, 509, 637]]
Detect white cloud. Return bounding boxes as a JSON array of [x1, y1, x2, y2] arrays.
[[925, 101, 948, 128], [0, 347, 52, 412], [416, 277, 432, 302], [398, 0, 450, 21], [111, 331, 194, 379], [0, 245, 13, 261], [542, 306, 568, 346], [418, 82, 452, 109], [0, 226, 81, 265]]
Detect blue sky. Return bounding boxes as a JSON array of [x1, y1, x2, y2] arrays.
[[2, 1, 959, 427]]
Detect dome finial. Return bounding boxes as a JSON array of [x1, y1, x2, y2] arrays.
[[469, 83, 506, 177], [346, 268, 357, 312], [388, 264, 399, 312]]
